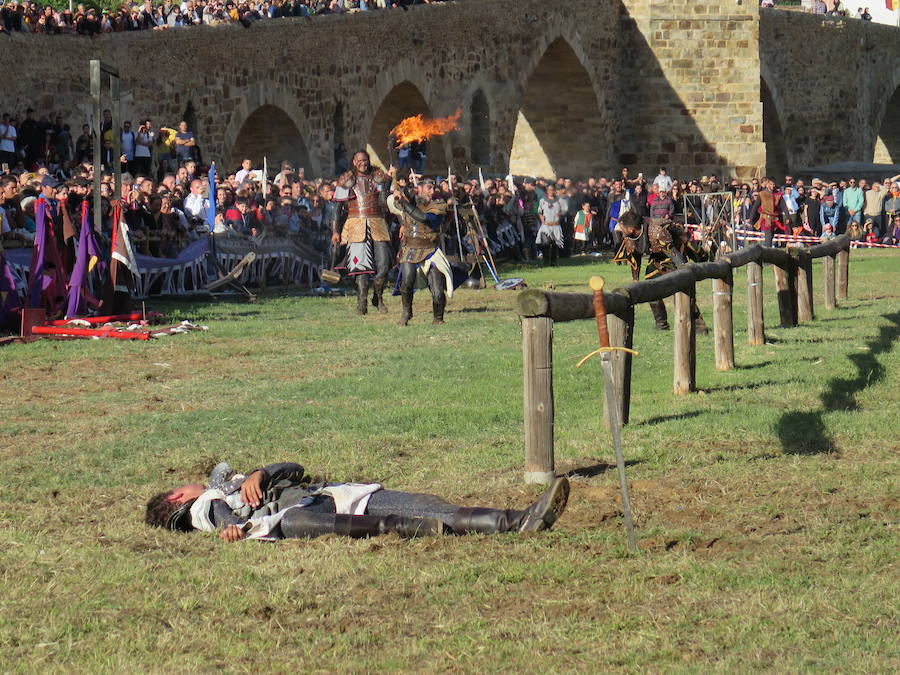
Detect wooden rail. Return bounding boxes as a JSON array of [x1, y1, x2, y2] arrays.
[[516, 235, 851, 484]]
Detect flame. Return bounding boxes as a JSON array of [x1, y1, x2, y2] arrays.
[[391, 108, 462, 146]]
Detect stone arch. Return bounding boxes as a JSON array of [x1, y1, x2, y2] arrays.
[[366, 80, 449, 175], [470, 89, 491, 168], [873, 77, 900, 164], [229, 105, 311, 175], [760, 76, 789, 178], [221, 83, 321, 176], [508, 36, 609, 179]]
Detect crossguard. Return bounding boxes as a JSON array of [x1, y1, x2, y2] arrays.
[[577, 346, 640, 368]]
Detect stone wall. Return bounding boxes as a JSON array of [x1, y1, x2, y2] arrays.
[[759, 10, 900, 171], [0, 2, 896, 179]]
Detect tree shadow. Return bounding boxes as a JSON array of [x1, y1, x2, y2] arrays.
[[565, 459, 642, 478], [704, 379, 779, 393], [776, 312, 900, 455], [639, 411, 704, 426], [734, 361, 773, 370]]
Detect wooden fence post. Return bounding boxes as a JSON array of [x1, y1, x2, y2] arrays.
[[522, 317, 555, 485], [603, 304, 635, 428], [837, 248, 849, 300], [796, 252, 814, 322], [773, 264, 797, 327], [673, 285, 696, 395], [713, 272, 735, 371], [746, 261, 765, 346], [824, 255, 836, 310]]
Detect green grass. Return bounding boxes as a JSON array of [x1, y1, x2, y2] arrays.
[[1, 251, 898, 672]]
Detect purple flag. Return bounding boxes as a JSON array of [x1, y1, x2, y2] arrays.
[[0, 248, 22, 329], [28, 200, 48, 308], [65, 201, 106, 318]]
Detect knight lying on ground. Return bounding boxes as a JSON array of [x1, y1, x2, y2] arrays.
[[146, 462, 570, 542]]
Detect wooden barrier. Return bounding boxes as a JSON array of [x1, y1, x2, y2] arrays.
[[522, 317, 555, 484], [515, 235, 851, 482], [712, 271, 734, 371], [824, 255, 836, 310]]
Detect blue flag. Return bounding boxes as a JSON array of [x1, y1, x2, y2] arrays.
[[207, 162, 217, 231]]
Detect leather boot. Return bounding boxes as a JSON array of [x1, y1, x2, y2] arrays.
[[649, 300, 669, 330], [451, 477, 569, 534], [280, 508, 444, 539], [693, 311, 709, 335], [541, 245, 552, 267], [398, 289, 413, 326], [335, 514, 444, 538], [432, 294, 446, 325], [371, 277, 389, 314], [356, 276, 369, 315]]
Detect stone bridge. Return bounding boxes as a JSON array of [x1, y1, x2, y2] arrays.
[[1, 1, 898, 179]]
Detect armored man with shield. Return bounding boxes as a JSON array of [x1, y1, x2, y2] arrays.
[[388, 179, 453, 326], [331, 151, 393, 315]]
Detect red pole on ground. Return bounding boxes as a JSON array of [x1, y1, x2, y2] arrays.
[[31, 326, 151, 340]]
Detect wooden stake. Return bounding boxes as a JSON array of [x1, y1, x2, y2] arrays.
[[746, 261, 765, 346], [673, 285, 696, 395], [837, 248, 849, 300], [824, 255, 836, 310], [773, 264, 797, 327], [522, 317, 554, 484], [796, 252, 814, 322], [603, 304, 635, 428], [713, 272, 735, 371]]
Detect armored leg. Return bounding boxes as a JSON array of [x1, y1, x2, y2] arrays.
[[650, 300, 670, 330], [691, 299, 709, 335], [371, 277, 389, 314], [427, 266, 446, 325], [371, 242, 391, 313], [398, 262, 416, 326], [355, 275, 370, 315], [279, 507, 443, 539]]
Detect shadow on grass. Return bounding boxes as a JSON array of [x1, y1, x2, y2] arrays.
[[776, 312, 900, 455], [704, 379, 780, 393], [639, 411, 704, 426], [566, 459, 642, 478], [733, 361, 774, 370]]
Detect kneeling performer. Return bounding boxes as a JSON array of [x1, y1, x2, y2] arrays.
[[389, 179, 454, 326], [145, 461, 570, 541]]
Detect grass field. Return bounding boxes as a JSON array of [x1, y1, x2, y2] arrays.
[[1, 250, 898, 672]]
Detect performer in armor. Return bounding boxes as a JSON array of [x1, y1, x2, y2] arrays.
[[388, 179, 454, 326], [145, 461, 570, 541], [613, 212, 707, 333], [331, 151, 394, 315]]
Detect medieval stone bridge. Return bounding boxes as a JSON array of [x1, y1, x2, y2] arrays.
[[1, 1, 898, 179]]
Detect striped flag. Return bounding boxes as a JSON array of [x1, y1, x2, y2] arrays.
[[888, 1, 899, 11]]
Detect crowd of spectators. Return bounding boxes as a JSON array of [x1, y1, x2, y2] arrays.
[[3, 104, 900, 269], [0, 0, 445, 35]]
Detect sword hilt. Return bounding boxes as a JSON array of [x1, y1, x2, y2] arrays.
[[589, 276, 611, 349]]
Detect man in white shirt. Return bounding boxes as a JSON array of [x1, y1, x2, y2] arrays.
[[652, 166, 674, 193], [0, 114, 17, 168], [121, 121, 137, 175], [134, 118, 155, 177], [183, 178, 210, 233], [234, 158, 253, 185]]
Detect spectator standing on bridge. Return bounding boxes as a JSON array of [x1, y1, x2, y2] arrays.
[[0, 114, 17, 169], [652, 166, 674, 193], [174, 120, 197, 166]]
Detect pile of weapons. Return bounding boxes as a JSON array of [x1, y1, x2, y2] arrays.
[[24, 311, 208, 341]]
